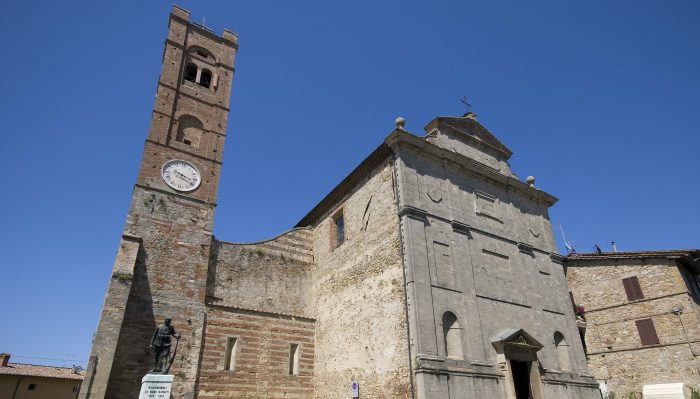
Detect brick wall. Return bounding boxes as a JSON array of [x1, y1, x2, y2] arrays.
[[80, 7, 238, 399], [101, 188, 215, 399], [208, 229, 314, 317], [197, 307, 314, 399]]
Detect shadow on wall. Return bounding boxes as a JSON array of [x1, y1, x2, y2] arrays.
[[205, 240, 219, 301], [105, 245, 155, 398]]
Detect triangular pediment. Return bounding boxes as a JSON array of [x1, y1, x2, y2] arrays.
[[491, 328, 544, 350], [424, 115, 513, 159]]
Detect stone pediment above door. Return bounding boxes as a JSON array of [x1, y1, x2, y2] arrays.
[[492, 328, 544, 354]]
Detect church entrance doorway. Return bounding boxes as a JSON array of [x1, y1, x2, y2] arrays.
[[510, 360, 532, 399], [491, 329, 544, 399]]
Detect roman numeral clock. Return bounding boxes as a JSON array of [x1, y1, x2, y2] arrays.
[[161, 159, 202, 192]]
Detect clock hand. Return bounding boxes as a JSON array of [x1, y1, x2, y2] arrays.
[[174, 170, 193, 184]]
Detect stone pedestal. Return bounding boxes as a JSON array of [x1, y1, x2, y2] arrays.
[[138, 374, 173, 399]]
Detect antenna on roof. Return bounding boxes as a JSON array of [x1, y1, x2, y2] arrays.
[[611, 241, 618, 252], [559, 224, 576, 254]]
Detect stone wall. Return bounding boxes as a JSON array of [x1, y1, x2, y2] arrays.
[[309, 158, 411, 399], [208, 228, 314, 317], [566, 256, 700, 397], [390, 120, 600, 398]]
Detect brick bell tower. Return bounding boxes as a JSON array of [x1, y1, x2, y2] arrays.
[[79, 6, 237, 399]]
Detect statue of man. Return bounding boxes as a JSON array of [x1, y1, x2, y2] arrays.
[[150, 317, 181, 373]]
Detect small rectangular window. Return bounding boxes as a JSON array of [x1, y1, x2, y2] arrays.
[[288, 343, 299, 375], [622, 276, 644, 301], [224, 337, 238, 371], [332, 210, 345, 250], [635, 318, 660, 346]]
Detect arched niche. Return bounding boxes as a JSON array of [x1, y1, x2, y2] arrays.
[[443, 311, 463, 359], [554, 331, 571, 371], [175, 115, 204, 148]]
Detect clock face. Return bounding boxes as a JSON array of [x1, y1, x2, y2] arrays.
[[161, 160, 201, 192]]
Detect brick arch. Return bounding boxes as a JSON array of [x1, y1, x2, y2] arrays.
[[175, 115, 204, 148], [188, 45, 216, 63]]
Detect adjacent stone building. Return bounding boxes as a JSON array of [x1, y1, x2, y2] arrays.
[[565, 250, 700, 398], [80, 6, 602, 399], [0, 353, 84, 399]]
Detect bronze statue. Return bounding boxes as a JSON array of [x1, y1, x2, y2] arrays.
[[149, 317, 180, 373]]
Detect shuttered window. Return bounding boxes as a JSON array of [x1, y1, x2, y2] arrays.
[[635, 318, 660, 346], [622, 276, 644, 301]]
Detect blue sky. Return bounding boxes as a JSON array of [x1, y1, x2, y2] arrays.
[[0, 1, 698, 367]]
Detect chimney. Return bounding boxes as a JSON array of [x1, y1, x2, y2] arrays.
[[0, 353, 10, 367]]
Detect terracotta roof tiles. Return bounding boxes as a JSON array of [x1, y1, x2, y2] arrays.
[[0, 363, 84, 380]]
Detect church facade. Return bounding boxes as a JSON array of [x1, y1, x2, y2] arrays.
[[80, 6, 601, 399]]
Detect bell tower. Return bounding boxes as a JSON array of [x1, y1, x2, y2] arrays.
[[79, 6, 238, 399]]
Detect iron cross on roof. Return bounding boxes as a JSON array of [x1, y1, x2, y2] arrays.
[[460, 96, 472, 113]]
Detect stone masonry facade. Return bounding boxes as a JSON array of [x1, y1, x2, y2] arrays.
[[83, 6, 607, 399], [390, 117, 600, 399], [566, 251, 700, 398]]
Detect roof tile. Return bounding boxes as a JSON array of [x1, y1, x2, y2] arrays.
[[0, 363, 85, 380]]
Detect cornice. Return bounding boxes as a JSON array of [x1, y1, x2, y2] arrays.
[[386, 130, 558, 207], [397, 205, 428, 221], [451, 220, 471, 235]]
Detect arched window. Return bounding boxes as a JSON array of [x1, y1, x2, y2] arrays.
[[190, 46, 214, 61], [554, 331, 571, 371], [199, 69, 212, 88], [197, 49, 210, 59], [176, 115, 203, 147], [184, 64, 197, 83], [443, 312, 463, 359]]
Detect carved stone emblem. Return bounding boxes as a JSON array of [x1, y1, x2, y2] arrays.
[[426, 182, 443, 203]]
